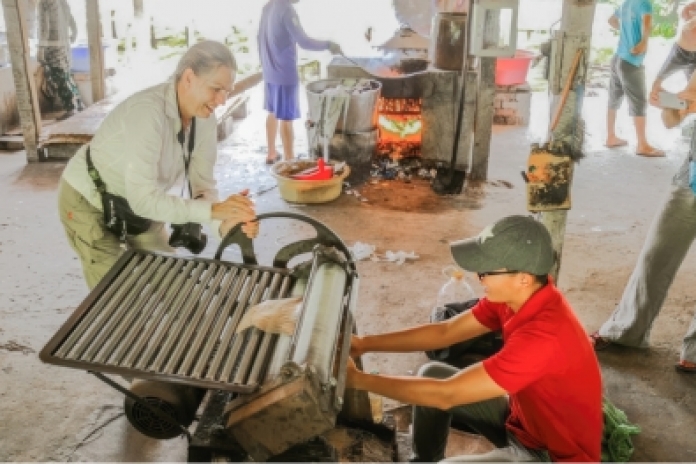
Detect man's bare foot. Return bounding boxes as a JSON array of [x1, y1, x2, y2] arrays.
[[605, 136, 628, 148], [636, 145, 666, 158]]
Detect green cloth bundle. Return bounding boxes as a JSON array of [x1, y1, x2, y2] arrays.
[[601, 398, 641, 462]]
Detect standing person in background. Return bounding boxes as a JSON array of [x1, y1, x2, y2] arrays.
[[605, 0, 665, 157], [37, 0, 84, 120], [649, 1, 696, 105], [591, 53, 696, 374], [257, 0, 342, 165]]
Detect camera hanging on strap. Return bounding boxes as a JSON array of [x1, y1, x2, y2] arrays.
[[86, 146, 152, 240], [168, 118, 208, 255]]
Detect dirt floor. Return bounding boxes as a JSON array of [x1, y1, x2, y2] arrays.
[[1, 79, 695, 461]]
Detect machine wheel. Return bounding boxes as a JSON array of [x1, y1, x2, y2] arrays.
[[124, 380, 205, 439], [214, 212, 354, 270]]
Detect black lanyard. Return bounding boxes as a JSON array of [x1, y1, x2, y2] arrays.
[[178, 117, 196, 198]]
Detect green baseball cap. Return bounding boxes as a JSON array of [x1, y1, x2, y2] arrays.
[[450, 215, 554, 275]]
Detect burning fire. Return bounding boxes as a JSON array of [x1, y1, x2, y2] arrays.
[[377, 98, 423, 158]]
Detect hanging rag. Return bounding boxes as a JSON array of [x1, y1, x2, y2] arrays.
[[308, 83, 351, 161]]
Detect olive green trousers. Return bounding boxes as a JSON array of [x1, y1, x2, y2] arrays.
[[58, 179, 172, 289]]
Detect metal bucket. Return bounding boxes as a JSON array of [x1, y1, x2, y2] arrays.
[[305, 79, 381, 134], [430, 12, 468, 71]]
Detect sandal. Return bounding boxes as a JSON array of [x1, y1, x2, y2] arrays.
[[589, 331, 613, 351], [265, 155, 281, 165], [675, 360, 696, 374], [636, 149, 666, 158]]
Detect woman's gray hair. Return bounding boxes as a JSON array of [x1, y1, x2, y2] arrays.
[[174, 40, 237, 82]]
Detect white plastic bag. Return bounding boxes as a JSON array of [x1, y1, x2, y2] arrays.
[[235, 297, 303, 336]]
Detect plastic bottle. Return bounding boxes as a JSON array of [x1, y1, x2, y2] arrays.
[[690, 160, 696, 195], [435, 265, 476, 308]]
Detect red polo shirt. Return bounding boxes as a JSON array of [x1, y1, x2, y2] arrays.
[[472, 281, 602, 462]]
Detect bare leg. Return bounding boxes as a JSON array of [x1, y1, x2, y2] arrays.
[[279, 120, 295, 160], [634, 116, 664, 156], [266, 113, 279, 162], [605, 109, 628, 148]]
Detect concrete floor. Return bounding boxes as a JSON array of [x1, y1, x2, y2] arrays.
[[0, 83, 695, 461]]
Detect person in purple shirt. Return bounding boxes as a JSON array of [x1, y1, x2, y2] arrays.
[[258, 0, 342, 164]]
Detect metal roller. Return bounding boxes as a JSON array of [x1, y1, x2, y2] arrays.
[[290, 261, 347, 383]]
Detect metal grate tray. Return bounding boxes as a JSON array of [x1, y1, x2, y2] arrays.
[[40, 250, 294, 393]]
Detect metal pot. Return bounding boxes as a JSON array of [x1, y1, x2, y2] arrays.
[[393, 0, 469, 37], [305, 79, 382, 134], [430, 12, 468, 71]]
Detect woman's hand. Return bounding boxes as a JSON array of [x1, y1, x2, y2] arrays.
[[215, 189, 258, 239], [211, 190, 256, 223], [219, 217, 259, 239]]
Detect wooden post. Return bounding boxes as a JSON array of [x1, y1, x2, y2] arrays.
[[133, 0, 151, 54], [2, 0, 41, 162], [469, 12, 499, 182], [470, 57, 496, 181], [459, 70, 479, 170], [540, 0, 596, 281], [86, 0, 105, 104]]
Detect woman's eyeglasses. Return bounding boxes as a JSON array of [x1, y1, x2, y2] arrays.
[[477, 270, 519, 280]]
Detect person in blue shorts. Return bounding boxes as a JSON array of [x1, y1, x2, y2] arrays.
[[258, 0, 342, 164]]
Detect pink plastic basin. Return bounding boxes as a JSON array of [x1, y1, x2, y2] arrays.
[[495, 50, 535, 86]]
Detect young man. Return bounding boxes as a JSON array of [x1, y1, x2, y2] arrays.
[[650, 1, 696, 107], [649, 1, 696, 128], [606, 0, 664, 157], [592, 59, 696, 374], [257, 0, 342, 165], [347, 215, 603, 462]]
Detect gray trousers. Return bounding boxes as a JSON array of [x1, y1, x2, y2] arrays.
[[599, 186, 696, 362], [412, 362, 549, 462], [608, 54, 647, 117]]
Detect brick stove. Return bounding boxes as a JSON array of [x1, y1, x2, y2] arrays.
[[322, 56, 466, 184]]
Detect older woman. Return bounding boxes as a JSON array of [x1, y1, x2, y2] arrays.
[[58, 40, 257, 289]]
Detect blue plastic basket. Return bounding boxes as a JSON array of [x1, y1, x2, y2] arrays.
[[70, 44, 109, 72]]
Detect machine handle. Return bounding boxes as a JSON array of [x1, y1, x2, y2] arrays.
[[214, 212, 355, 270]]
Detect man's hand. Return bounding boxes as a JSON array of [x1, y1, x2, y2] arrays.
[[682, 1, 696, 21], [649, 82, 664, 107], [677, 89, 696, 115], [345, 356, 362, 389], [630, 41, 647, 56], [328, 41, 343, 55], [677, 89, 696, 102], [350, 334, 365, 359]]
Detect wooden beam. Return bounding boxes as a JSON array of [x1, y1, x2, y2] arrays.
[[85, 0, 105, 104], [470, 57, 496, 181], [2, 0, 42, 162], [457, 70, 478, 170], [541, 0, 596, 281]]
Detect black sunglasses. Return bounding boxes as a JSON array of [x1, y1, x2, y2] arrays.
[[477, 270, 519, 280]]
